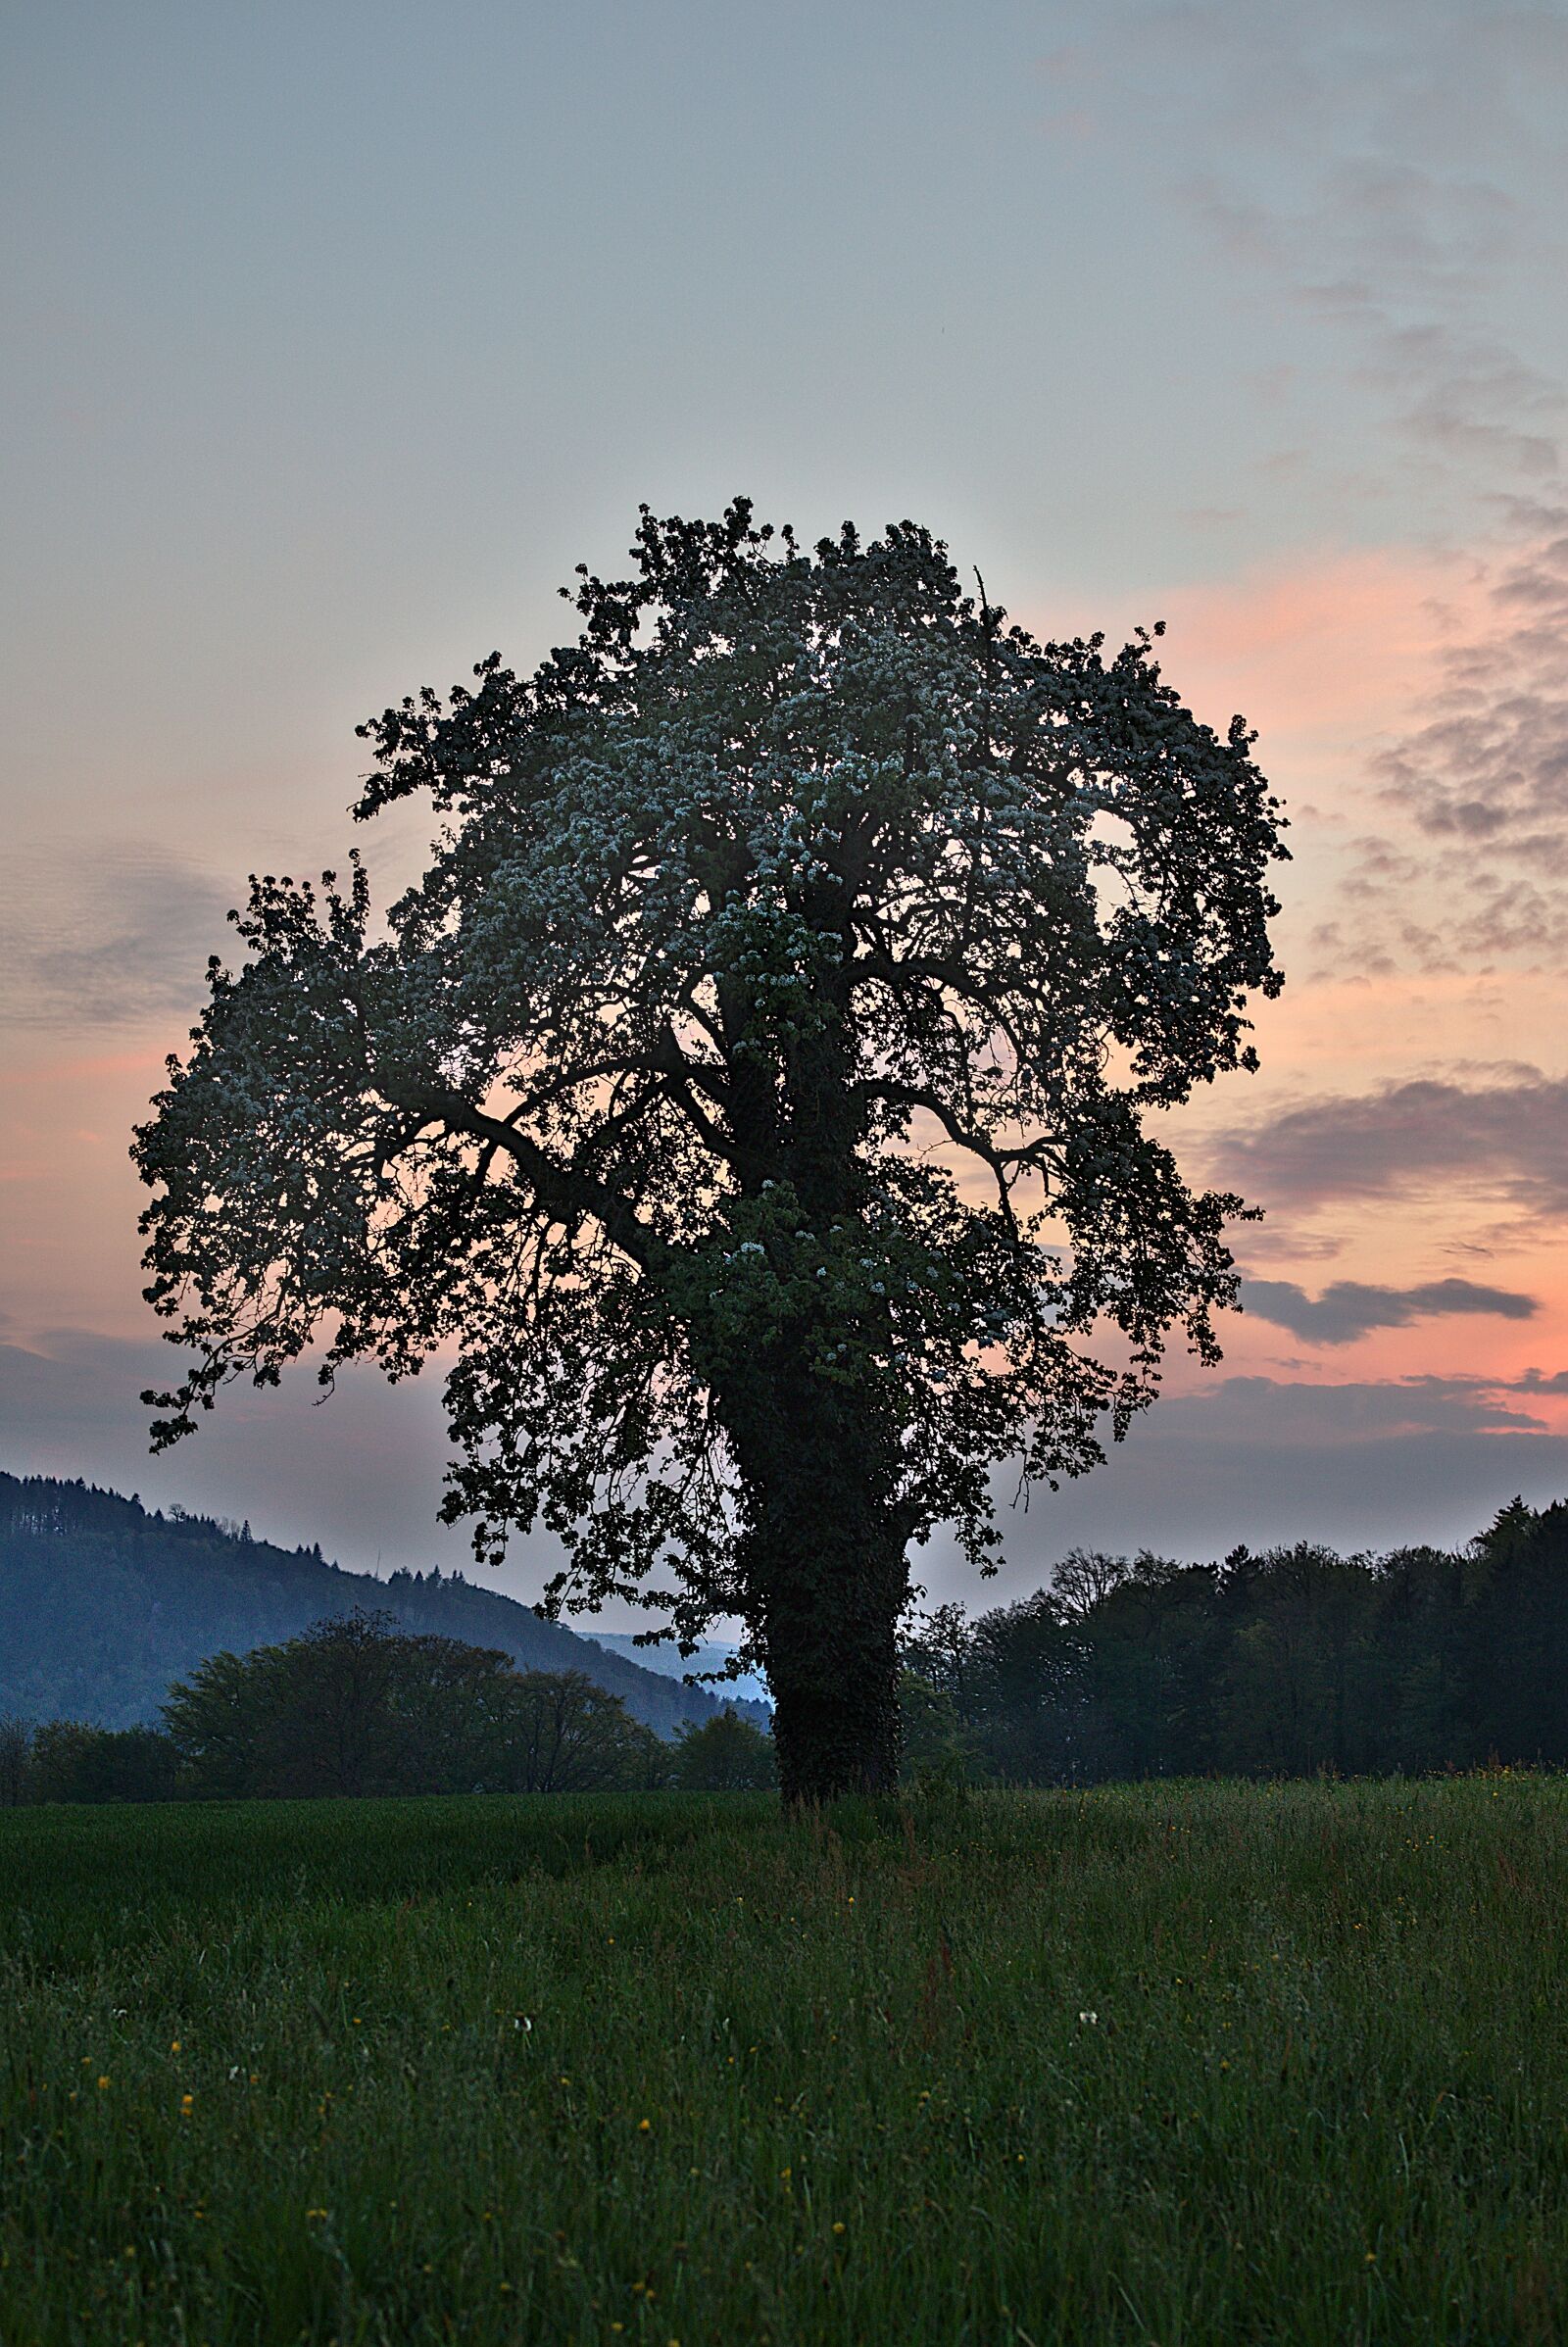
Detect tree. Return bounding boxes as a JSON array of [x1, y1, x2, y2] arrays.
[[1467, 1497, 1568, 1764], [496, 1669, 662, 1792], [163, 1610, 469, 1797], [161, 1645, 275, 1797], [27, 1721, 178, 1804], [1050, 1547, 1140, 1621], [900, 1600, 976, 1709], [897, 1671, 973, 1789], [1216, 1545, 1379, 1778], [133, 502, 1286, 1801], [0, 1716, 32, 1807], [163, 1616, 660, 1798], [965, 1590, 1090, 1785], [671, 1707, 776, 1791], [264, 1608, 409, 1796]]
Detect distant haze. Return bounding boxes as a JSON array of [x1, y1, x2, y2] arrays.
[[587, 1637, 771, 1710]]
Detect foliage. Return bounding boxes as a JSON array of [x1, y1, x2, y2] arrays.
[[0, 1716, 29, 1808], [900, 1495, 1568, 1783], [132, 502, 1287, 1797], [671, 1707, 776, 1791], [6, 1779, 1568, 2343], [24, 1722, 179, 1805], [160, 1613, 663, 1799], [13, 1474, 1566, 1802], [495, 1668, 670, 1794], [895, 1669, 973, 1791]]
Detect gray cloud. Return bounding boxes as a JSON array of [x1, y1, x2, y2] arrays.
[[1187, 1372, 1547, 1442], [1243, 1273, 1538, 1345], [1172, 49, 1566, 492], [915, 1367, 1568, 1601], [1373, 513, 1568, 864], [1149, 10, 1568, 968], [1215, 1074, 1568, 1215], [0, 844, 232, 1029], [6, 1329, 1567, 1626]]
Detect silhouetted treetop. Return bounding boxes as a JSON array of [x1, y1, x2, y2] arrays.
[[134, 502, 1286, 1798]]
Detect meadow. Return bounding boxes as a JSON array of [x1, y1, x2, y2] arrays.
[[3, 1777, 1565, 2346]]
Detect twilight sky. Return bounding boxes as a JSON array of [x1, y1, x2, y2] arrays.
[[3, 0, 1567, 1621]]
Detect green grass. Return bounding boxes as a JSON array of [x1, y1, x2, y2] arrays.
[[3, 1778, 1566, 2345]]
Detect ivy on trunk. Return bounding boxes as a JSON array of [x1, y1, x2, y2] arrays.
[[133, 502, 1287, 1803]]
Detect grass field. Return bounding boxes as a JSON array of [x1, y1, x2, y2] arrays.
[[3, 1778, 1566, 2345]]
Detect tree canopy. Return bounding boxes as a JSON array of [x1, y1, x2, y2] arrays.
[[671, 1708, 778, 1793], [899, 1498, 1568, 1785], [134, 502, 1286, 1798], [160, 1612, 665, 1799]]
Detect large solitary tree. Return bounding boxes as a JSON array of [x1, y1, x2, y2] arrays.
[[134, 503, 1286, 1801]]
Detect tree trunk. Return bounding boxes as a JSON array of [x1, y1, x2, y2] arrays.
[[763, 1555, 906, 1804], [727, 1366, 909, 1805]]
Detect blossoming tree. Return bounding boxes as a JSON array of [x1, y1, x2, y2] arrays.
[[134, 503, 1287, 1801]]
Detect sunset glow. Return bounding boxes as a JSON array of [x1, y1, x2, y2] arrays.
[[4, 1, 1566, 1606]]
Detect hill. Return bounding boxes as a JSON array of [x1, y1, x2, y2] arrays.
[[586, 1631, 771, 1707], [0, 1472, 767, 1737]]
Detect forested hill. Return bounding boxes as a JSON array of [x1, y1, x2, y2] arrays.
[[0, 1473, 764, 1736]]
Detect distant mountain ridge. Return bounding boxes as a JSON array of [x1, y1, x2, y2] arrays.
[[0, 1472, 768, 1737], [586, 1632, 771, 1708]]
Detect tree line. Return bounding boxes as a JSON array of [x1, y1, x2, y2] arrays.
[[9, 1496, 1565, 1806], [899, 1497, 1568, 1785], [0, 1611, 774, 1805]]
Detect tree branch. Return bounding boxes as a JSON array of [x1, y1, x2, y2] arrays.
[[857, 1077, 1057, 1227], [383, 1079, 673, 1276]]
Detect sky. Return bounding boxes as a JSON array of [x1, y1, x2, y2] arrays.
[[3, 0, 1567, 1624]]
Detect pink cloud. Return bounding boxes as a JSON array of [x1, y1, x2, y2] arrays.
[[1150, 545, 1481, 746]]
